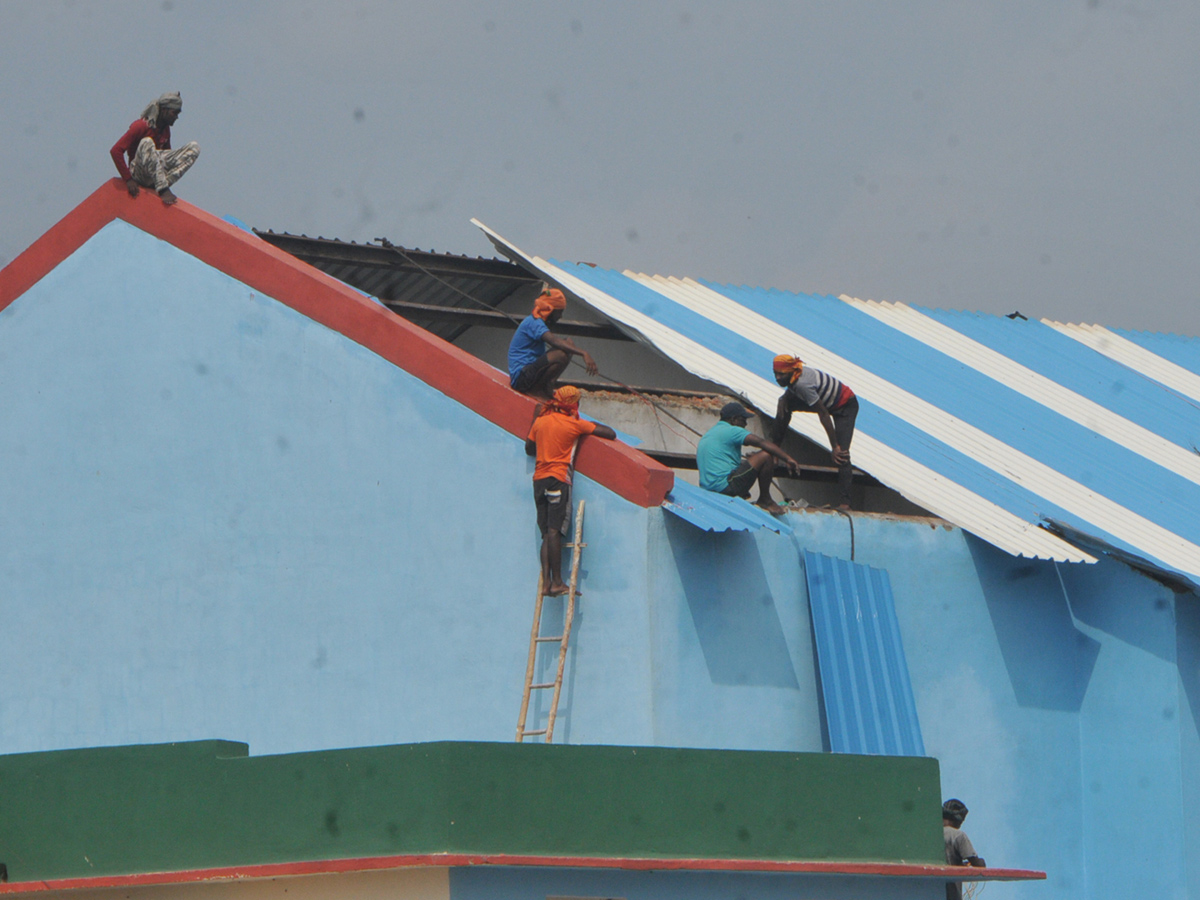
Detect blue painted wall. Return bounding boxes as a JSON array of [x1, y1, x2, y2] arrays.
[[2, 219, 1196, 900], [645, 513, 824, 752], [0, 221, 660, 755]]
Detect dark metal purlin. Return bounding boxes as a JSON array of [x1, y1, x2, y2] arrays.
[[381, 299, 632, 341], [255, 231, 536, 282], [644, 450, 880, 485]]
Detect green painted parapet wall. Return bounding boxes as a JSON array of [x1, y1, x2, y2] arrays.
[[0, 740, 943, 881]]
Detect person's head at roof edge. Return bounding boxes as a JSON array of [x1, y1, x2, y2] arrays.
[[719, 401, 750, 424], [532, 288, 567, 325], [772, 354, 804, 387]]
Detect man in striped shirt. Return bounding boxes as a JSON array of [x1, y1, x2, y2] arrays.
[[769, 355, 859, 510]]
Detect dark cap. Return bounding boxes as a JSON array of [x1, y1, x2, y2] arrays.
[[720, 401, 750, 422], [943, 799, 968, 824]]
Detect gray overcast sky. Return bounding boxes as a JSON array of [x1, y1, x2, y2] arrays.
[[3, 0, 1198, 334]]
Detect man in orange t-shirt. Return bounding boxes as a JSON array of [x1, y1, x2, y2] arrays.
[[525, 386, 615, 596]]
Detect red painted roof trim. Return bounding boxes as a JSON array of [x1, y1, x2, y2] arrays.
[[0, 181, 673, 508], [0, 853, 1045, 894]]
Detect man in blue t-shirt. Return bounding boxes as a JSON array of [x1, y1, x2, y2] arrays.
[[507, 288, 598, 401], [696, 402, 800, 514]]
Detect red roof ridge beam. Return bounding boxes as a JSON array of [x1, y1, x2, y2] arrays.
[[0, 853, 1047, 895], [0, 181, 672, 507]]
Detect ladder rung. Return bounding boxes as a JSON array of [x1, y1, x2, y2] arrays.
[[530, 682, 555, 689], [521, 729, 547, 736], [535, 635, 563, 642]]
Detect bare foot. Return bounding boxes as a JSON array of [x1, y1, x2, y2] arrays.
[[755, 500, 786, 516], [545, 581, 570, 596], [158, 188, 178, 206]]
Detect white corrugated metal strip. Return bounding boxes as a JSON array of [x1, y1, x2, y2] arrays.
[[470, 221, 1089, 562], [839, 296, 1200, 486], [626, 274, 1200, 578], [1043, 320, 1200, 405]]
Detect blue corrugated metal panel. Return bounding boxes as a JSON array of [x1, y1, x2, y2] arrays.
[[803, 551, 924, 757], [662, 479, 792, 535], [554, 262, 1195, 574], [702, 283, 1200, 545], [723, 283, 1200, 515], [915, 308, 1200, 454], [470, 220, 1200, 586]]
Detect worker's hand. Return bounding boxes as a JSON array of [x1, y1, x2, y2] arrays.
[[785, 457, 801, 476], [582, 352, 598, 376], [832, 447, 850, 466], [126, 179, 140, 197]]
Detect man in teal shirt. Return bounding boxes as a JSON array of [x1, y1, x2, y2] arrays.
[[696, 402, 799, 514]]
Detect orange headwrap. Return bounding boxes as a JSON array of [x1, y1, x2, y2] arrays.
[[532, 288, 567, 320], [540, 384, 581, 418], [772, 354, 804, 384]]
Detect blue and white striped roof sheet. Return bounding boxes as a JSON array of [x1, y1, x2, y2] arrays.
[[1044, 321, 1200, 406], [472, 220, 1200, 585]]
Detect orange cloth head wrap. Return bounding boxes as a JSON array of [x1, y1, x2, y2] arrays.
[[532, 288, 567, 320], [541, 385, 581, 418], [772, 354, 804, 384]]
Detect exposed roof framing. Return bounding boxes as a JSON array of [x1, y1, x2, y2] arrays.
[[254, 230, 628, 343]]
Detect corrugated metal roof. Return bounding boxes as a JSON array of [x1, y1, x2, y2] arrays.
[[662, 479, 792, 535], [1043, 320, 1200, 405], [255, 230, 542, 343], [804, 551, 924, 757], [473, 220, 1200, 586]]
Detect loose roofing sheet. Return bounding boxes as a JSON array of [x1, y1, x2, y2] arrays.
[[475, 221, 1200, 586]]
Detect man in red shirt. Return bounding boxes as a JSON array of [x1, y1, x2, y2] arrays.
[[525, 386, 615, 595], [110, 92, 200, 206]]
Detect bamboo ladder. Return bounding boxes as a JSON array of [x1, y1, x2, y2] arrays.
[[515, 499, 586, 743]]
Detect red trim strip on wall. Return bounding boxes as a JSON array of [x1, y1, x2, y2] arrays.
[[0, 181, 674, 507], [0, 853, 1046, 894]]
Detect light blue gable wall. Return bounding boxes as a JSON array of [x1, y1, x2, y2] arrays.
[[0, 221, 658, 755], [645, 513, 825, 752], [1178, 596, 1200, 900], [1057, 560, 1183, 899]]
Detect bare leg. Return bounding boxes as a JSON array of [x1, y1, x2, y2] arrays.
[[748, 451, 784, 514], [529, 349, 571, 400], [544, 529, 569, 595]]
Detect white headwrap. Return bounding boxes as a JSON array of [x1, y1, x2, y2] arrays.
[[141, 92, 182, 128]]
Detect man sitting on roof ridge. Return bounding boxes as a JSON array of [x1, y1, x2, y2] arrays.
[[110, 92, 200, 206], [508, 288, 598, 401]]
